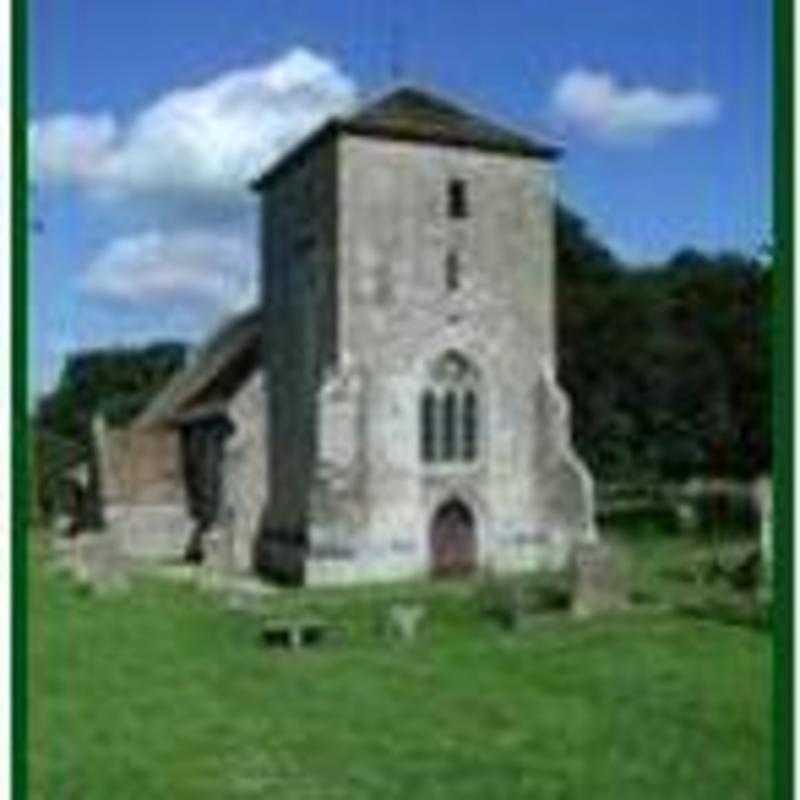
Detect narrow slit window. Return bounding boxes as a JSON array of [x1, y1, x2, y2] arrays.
[[448, 179, 468, 219], [446, 250, 460, 291]]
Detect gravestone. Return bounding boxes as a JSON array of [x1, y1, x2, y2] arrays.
[[62, 532, 131, 595], [262, 618, 330, 650], [384, 603, 426, 641], [569, 541, 628, 618]]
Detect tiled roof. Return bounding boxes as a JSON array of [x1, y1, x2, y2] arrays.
[[340, 86, 560, 159], [251, 85, 560, 190], [134, 308, 261, 428]]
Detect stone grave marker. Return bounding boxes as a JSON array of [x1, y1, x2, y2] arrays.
[[569, 541, 629, 618], [384, 603, 426, 641]]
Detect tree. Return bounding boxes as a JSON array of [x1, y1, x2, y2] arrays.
[[32, 341, 189, 523], [556, 204, 771, 483]]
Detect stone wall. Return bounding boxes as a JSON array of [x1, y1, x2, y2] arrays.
[[302, 135, 590, 584], [259, 134, 339, 534], [255, 128, 594, 585], [96, 419, 184, 506], [337, 135, 556, 367], [94, 418, 189, 561], [218, 370, 269, 573]]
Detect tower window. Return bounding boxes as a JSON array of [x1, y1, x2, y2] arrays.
[[442, 391, 457, 461], [421, 391, 437, 463], [419, 352, 480, 465], [448, 179, 468, 219], [463, 390, 477, 461], [446, 251, 460, 291]]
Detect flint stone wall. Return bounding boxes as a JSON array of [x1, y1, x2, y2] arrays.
[[257, 132, 595, 585], [94, 417, 188, 560]]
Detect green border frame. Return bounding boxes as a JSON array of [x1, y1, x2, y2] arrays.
[[10, 1, 794, 798], [12, 0, 28, 798], [774, 1, 794, 798]]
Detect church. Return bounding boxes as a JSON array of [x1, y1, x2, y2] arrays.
[[99, 85, 596, 586]]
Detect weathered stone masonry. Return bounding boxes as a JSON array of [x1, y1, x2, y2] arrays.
[[252, 87, 596, 585], [98, 86, 595, 585]]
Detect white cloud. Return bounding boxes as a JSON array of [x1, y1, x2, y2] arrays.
[[552, 68, 720, 142], [31, 48, 359, 396], [30, 47, 357, 205], [29, 113, 118, 185], [80, 228, 258, 311]]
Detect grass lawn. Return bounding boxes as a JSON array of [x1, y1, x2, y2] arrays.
[[29, 527, 771, 800]]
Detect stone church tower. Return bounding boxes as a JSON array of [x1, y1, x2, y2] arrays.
[[252, 86, 595, 585]]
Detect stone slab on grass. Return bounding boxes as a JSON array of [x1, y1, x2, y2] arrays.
[[569, 541, 629, 618]]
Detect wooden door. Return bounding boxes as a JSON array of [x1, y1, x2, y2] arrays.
[[430, 500, 476, 577]]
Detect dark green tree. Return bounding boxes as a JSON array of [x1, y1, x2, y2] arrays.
[[556, 205, 771, 483]]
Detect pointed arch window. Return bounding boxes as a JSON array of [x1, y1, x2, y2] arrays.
[[419, 352, 481, 465]]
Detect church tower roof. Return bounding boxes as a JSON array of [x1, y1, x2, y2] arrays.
[[340, 86, 561, 159], [251, 85, 561, 190]]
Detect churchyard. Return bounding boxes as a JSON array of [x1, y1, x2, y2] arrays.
[[29, 513, 770, 800]]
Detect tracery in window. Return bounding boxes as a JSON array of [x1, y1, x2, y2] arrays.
[[463, 389, 477, 461], [420, 351, 480, 464]]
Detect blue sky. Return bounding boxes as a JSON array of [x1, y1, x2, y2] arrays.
[[29, 0, 772, 395]]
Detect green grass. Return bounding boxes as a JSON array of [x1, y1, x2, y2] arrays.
[[30, 529, 771, 799]]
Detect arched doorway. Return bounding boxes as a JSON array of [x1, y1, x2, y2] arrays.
[[429, 499, 476, 577]]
